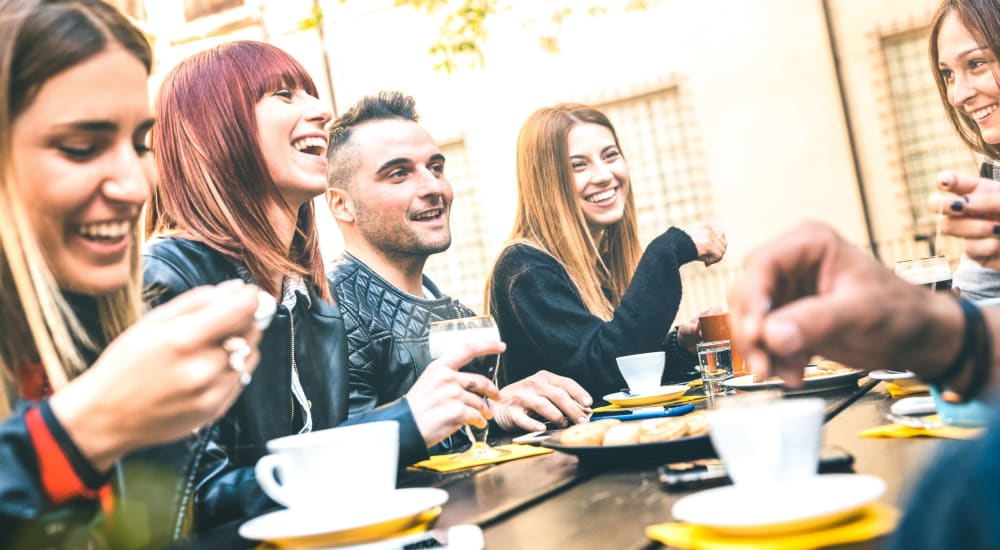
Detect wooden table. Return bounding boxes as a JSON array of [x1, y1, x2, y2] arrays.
[[404, 379, 946, 549]]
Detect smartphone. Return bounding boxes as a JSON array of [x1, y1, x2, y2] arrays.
[[657, 445, 855, 492]]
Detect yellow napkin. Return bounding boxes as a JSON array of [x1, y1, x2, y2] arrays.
[[885, 382, 929, 398], [858, 415, 983, 440], [411, 444, 552, 473], [592, 394, 708, 413], [646, 502, 899, 550]]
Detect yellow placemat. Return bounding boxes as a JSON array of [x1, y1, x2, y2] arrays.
[[858, 415, 983, 440], [885, 382, 929, 398], [592, 394, 708, 413], [412, 443, 552, 473], [646, 502, 899, 550]]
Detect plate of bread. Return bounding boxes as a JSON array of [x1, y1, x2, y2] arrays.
[[541, 412, 716, 466], [722, 364, 865, 396]]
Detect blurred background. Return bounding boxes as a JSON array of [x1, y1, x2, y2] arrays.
[[114, 0, 973, 319]]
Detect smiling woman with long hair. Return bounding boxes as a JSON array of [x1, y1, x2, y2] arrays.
[[0, 1, 261, 547], [486, 104, 727, 400]]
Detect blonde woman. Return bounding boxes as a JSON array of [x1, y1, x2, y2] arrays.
[[487, 104, 725, 399], [0, 1, 262, 547]]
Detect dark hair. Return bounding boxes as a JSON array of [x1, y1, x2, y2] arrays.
[[930, 0, 1000, 159], [150, 40, 330, 300], [326, 90, 420, 189]]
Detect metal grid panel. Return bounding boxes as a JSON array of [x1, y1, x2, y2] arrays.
[[184, 0, 243, 21], [423, 141, 490, 312], [599, 89, 709, 245], [882, 30, 978, 228]]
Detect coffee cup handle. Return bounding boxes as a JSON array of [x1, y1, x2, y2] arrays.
[[254, 454, 292, 507]]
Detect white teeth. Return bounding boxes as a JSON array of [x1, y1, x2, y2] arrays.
[[973, 104, 997, 121], [76, 220, 131, 239], [587, 188, 617, 203], [412, 209, 441, 221], [292, 136, 327, 154]]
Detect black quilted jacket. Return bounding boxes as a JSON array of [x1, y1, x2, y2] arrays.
[[143, 239, 428, 534], [328, 253, 475, 416]]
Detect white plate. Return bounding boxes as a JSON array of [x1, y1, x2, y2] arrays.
[[239, 487, 448, 545], [722, 366, 865, 395], [890, 396, 936, 416], [601, 385, 689, 407], [672, 474, 885, 536], [869, 369, 916, 381]]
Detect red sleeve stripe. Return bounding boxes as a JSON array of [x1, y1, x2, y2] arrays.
[[25, 407, 101, 504]]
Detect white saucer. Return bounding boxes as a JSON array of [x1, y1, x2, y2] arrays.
[[870, 370, 916, 381], [239, 487, 448, 545], [602, 385, 689, 407], [891, 396, 936, 416], [671, 474, 885, 536]]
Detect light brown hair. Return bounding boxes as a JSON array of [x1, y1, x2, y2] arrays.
[[486, 103, 641, 320]]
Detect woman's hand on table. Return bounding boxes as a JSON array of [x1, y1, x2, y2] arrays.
[[929, 170, 1000, 270], [491, 370, 593, 433], [50, 281, 263, 472], [408, 339, 504, 447], [728, 221, 963, 388]]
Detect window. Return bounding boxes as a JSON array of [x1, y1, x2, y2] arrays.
[[184, 0, 243, 21], [882, 29, 978, 229], [598, 88, 712, 245], [423, 141, 490, 312]]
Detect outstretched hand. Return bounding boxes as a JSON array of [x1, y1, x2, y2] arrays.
[[728, 221, 962, 387]]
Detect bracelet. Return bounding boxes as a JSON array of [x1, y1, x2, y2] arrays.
[[927, 297, 992, 402]]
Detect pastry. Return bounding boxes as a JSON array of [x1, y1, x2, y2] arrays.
[[560, 418, 621, 445], [601, 422, 642, 446], [637, 417, 688, 443]]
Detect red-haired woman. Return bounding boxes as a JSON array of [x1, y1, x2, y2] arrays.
[[144, 41, 503, 530]]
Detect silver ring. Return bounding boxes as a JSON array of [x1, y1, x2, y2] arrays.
[[223, 336, 252, 386]]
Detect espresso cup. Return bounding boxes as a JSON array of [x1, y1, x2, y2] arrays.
[[707, 396, 824, 486], [698, 312, 749, 376], [616, 351, 665, 394], [255, 420, 399, 509]]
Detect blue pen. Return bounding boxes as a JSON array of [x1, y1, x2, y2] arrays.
[[598, 403, 695, 421]]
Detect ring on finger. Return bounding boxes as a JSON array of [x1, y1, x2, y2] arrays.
[[223, 336, 252, 386]]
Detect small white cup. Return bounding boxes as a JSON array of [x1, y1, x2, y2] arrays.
[[616, 351, 666, 394], [708, 397, 824, 486], [255, 421, 399, 509]]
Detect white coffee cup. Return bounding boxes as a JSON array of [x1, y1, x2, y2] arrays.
[[708, 396, 824, 486], [616, 351, 666, 394], [255, 420, 399, 509]]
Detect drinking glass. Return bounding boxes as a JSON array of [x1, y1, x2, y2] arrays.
[[894, 256, 952, 292], [697, 340, 735, 396], [428, 315, 509, 461]]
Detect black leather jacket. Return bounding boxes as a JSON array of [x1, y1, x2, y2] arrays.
[[328, 253, 475, 417], [143, 238, 427, 533]]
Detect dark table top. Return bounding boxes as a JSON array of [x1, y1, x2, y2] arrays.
[[405, 378, 947, 549]]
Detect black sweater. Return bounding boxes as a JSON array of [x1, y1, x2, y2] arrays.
[[489, 227, 699, 400]]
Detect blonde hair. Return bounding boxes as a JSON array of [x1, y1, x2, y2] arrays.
[[486, 104, 642, 320], [0, 0, 150, 415]]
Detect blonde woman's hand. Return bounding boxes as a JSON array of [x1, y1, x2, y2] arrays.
[[49, 281, 262, 472], [406, 339, 505, 447], [930, 170, 1000, 270], [684, 222, 727, 266]]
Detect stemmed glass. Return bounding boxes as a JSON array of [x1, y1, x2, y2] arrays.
[[428, 315, 509, 461]]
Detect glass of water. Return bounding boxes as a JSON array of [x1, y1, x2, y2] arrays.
[[697, 340, 735, 396]]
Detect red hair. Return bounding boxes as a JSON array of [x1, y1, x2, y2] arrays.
[[149, 40, 329, 300]]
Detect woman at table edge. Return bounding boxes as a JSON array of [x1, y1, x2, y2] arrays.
[[484, 103, 728, 400], [0, 0, 263, 547]]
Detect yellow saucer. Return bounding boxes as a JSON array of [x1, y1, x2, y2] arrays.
[[603, 385, 689, 407]]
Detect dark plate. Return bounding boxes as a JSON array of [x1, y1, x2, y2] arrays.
[[722, 367, 867, 396], [541, 432, 716, 468]]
